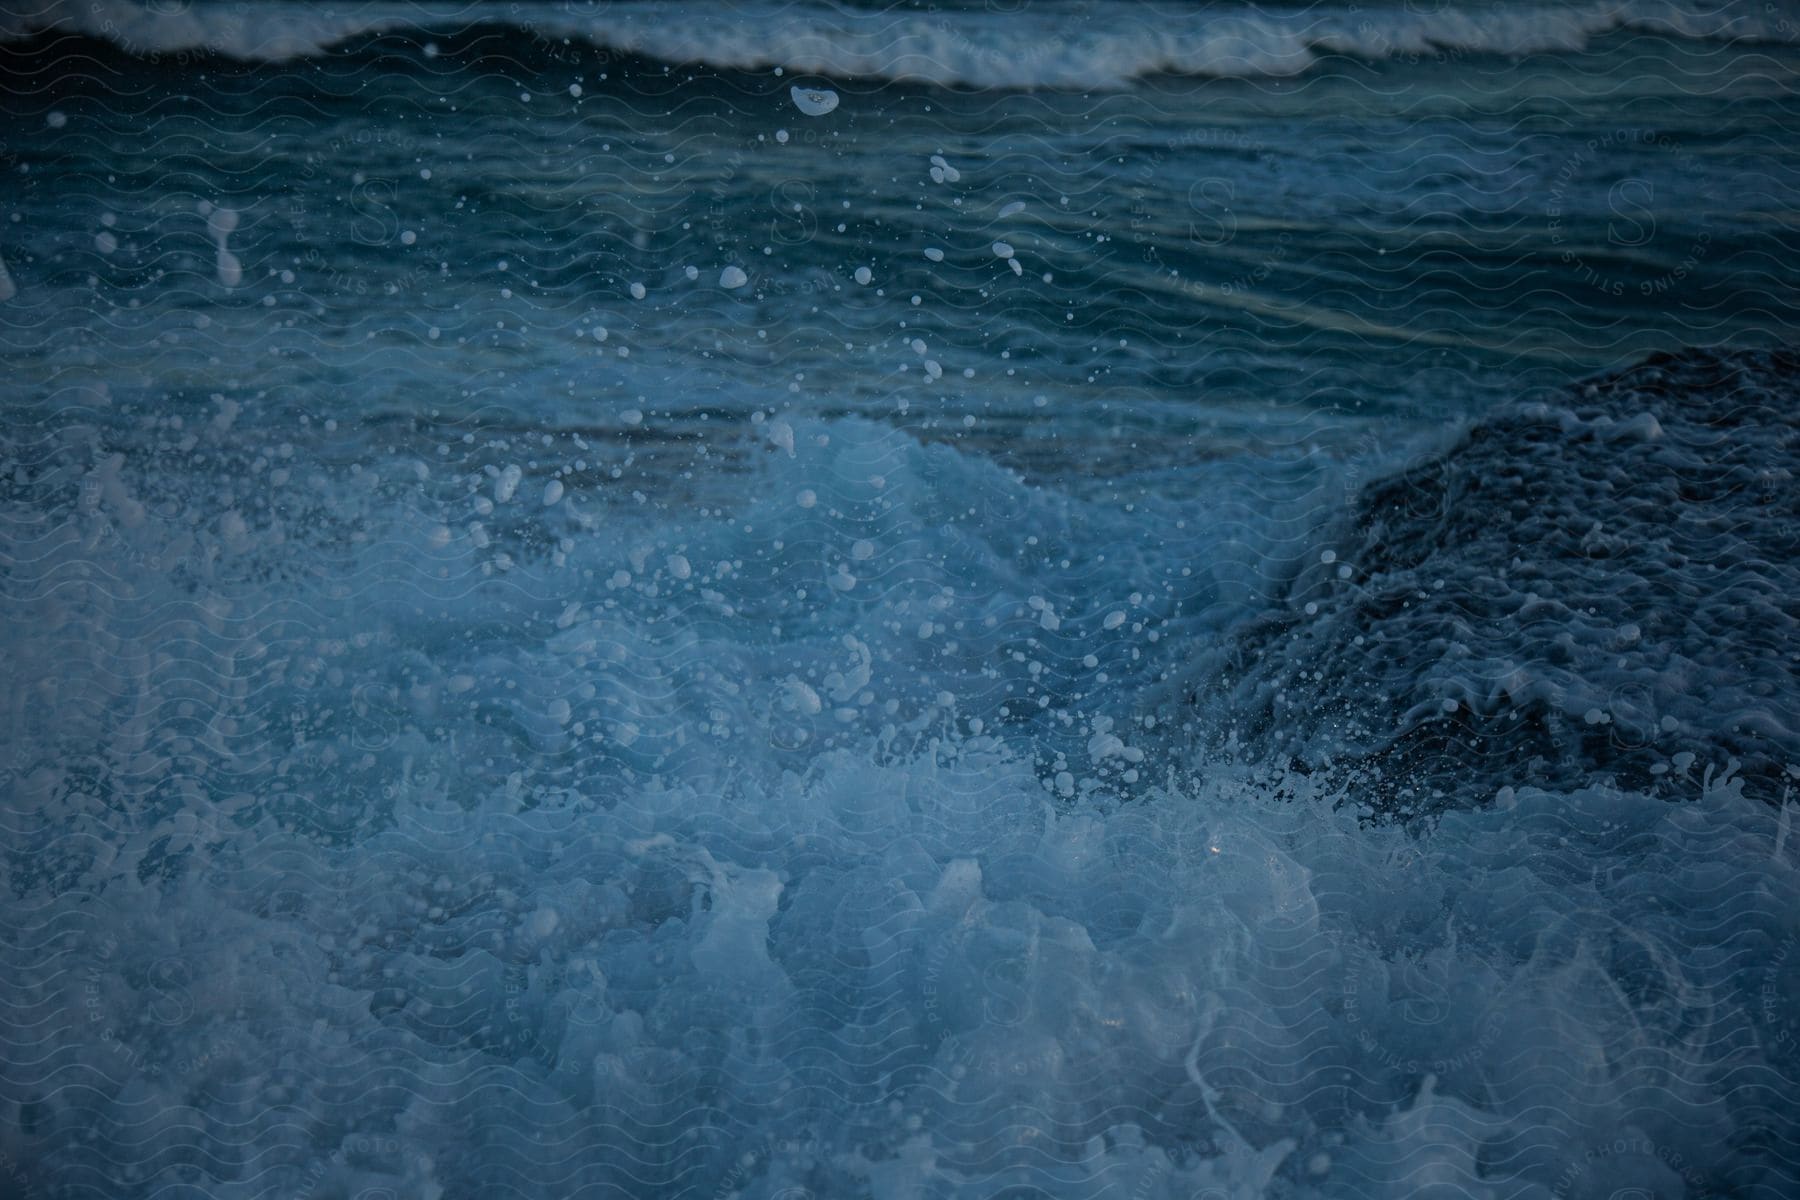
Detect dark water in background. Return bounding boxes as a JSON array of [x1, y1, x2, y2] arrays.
[[7, 4, 1800, 469], [2, 2, 1799, 1197]]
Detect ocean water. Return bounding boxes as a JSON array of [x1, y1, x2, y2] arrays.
[[1, 1, 1799, 1197]]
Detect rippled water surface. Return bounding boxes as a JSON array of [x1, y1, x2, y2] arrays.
[[3, 2, 1799, 1197]]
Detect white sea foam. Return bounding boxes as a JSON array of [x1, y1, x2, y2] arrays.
[[5, 0, 1793, 87], [2, 386, 1795, 1194]]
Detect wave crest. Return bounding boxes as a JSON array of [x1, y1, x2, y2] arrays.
[[3, 0, 1796, 87]]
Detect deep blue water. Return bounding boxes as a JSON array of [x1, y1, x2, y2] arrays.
[[2, 2, 1799, 1197]]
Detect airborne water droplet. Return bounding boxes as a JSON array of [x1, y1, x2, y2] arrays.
[[790, 86, 840, 117]]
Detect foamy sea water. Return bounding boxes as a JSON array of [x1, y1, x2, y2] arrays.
[[2, 3, 1799, 1197]]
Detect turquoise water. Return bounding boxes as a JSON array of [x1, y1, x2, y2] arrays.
[[2, 3, 1799, 1197]]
